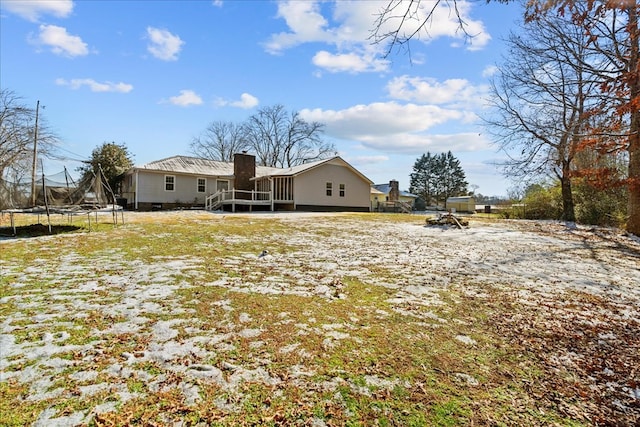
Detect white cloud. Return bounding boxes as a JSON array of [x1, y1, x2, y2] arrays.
[[359, 131, 490, 154], [32, 24, 88, 57], [1, 0, 73, 22], [312, 50, 389, 74], [231, 93, 259, 109], [168, 90, 203, 107], [55, 78, 133, 93], [302, 102, 462, 137], [482, 65, 498, 78], [146, 27, 184, 61], [264, 1, 386, 74], [265, 1, 491, 74], [375, 0, 490, 51], [348, 155, 389, 165], [386, 76, 489, 107], [212, 0, 223, 7], [300, 101, 490, 154], [216, 93, 260, 109], [264, 1, 332, 54], [358, 131, 490, 154]]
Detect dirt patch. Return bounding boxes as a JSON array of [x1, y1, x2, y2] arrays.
[[0, 223, 83, 238]]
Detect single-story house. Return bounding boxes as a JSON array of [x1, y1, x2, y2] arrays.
[[446, 196, 476, 213], [371, 180, 418, 212], [121, 153, 373, 212]]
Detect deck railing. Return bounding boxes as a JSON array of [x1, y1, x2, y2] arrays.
[[374, 200, 413, 214], [205, 190, 223, 211], [205, 189, 273, 211]]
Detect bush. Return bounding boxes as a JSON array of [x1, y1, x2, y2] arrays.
[[522, 185, 562, 220], [574, 182, 627, 227]]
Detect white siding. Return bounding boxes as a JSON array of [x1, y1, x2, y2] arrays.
[[293, 162, 370, 208], [135, 171, 223, 204], [124, 156, 371, 210]]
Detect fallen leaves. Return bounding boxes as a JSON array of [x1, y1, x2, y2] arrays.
[[491, 289, 640, 425]]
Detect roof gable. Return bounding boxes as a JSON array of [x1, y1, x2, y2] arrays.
[[266, 156, 372, 184]]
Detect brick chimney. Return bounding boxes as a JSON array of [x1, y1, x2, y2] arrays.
[[233, 152, 255, 193], [389, 180, 399, 202]]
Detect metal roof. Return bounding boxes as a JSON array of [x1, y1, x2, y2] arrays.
[[134, 155, 280, 178], [372, 183, 418, 198], [135, 156, 233, 176], [132, 155, 372, 184], [447, 196, 475, 202]]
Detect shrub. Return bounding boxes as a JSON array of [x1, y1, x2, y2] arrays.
[[573, 181, 627, 227], [522, 184, 562, 220]]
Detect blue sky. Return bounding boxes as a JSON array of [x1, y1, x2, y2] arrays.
[[1, 0, 524, 197]]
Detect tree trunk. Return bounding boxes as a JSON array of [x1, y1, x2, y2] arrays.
[[627, 6, 640, 236], [560, 177, 575, 222], [628, 113, 640, 235]]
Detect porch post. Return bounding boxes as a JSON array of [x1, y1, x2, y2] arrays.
[[269, 177, 274, 211], [134, 170, 139, 210]]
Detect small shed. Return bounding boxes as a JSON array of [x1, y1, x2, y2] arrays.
[[446, 196, 476, 213]]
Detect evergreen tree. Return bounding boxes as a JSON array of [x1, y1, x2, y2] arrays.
[[78, 142, 133, 195], [409, 153, 436, 206], [437, 151, 468, 207], [410, 151, 468, 208]]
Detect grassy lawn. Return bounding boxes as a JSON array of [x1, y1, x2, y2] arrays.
[[1, 211, 638, 426]]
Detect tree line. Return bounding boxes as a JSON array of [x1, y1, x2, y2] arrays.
[[0, 95, 332, 202]]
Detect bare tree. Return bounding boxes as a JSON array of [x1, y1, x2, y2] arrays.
[[373, 1, 640, 234], [0, 89, 58, 182], [370, 0, 511, 57], [485, 12, 602, 222], [189, 121, 249, 162], [569, 4, 640, 234], [241, 104, 335, 168], [282, 110, 335, 167], [522, 2, 639, 233]]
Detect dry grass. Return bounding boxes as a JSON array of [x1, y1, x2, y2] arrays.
[[1, 210, 639, 426]]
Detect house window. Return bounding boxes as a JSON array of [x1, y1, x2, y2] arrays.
[[339, 183, 345, 197], [165, 175, 175, 192], [326, 182, 332, 196], [217, 180, 229, 192], [197, 177, 206, 193]]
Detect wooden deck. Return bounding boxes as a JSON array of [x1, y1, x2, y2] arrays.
[[205, 189, 292, 212]]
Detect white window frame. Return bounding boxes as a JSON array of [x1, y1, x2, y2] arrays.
[[197, 177, 206, 193], [339, 183, 345, 197], [326, 182, 333, 197], [164, 175, 175, 192]]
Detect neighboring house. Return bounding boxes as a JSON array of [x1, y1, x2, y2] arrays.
[[121, 153, 373, 212], [446, 196, 476, 213], [371, 180, 418, 212], [370, 187, 386, 211]]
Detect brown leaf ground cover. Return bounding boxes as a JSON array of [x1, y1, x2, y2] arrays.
[[1, 211, 639, 426]]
